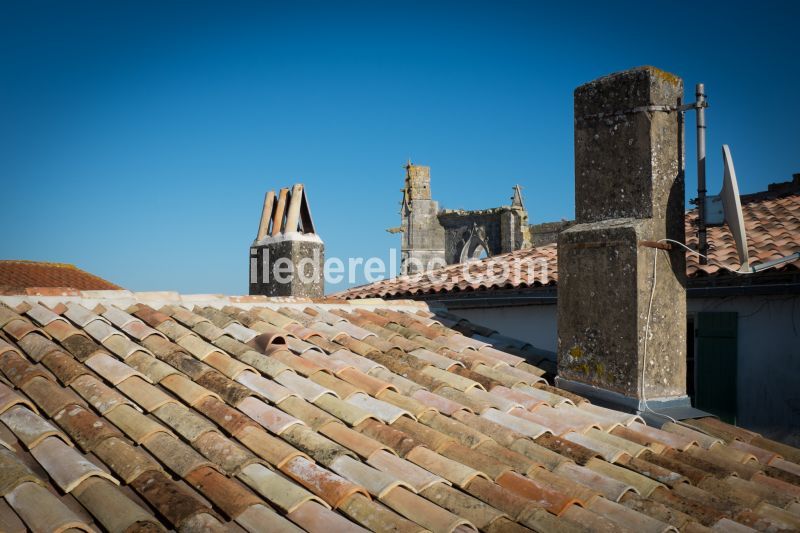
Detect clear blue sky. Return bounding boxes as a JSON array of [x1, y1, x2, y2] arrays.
[[2, 0, 798, 294]]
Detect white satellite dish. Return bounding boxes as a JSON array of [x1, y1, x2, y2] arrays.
[[720, 146, 752, 272], [709, 145, 751, 273]]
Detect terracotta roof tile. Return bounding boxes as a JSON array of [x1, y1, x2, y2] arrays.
[[235, 424, 308, 468], [238, 462, 328, 513], [288, 499, 371, 532], [51, 404, 122, 452], [160, 373, 221, 406], [151, 401, 216, 443], [105, 404, 170, 443], [0, 498, 26, 533], [92, 436, 163, 483], [0, 353, 54, 389], [29, 435, 117, 492], [72, 477, 160, 532], [366, 448, 446, 492], [0, 260, 122, 293], [407, 445, 488, 488], [281, 424, 353, 466], [184, 465, 262, 519], [0, 296, 796, 531], [235, 502, 305, 533], [381, 485, 475, 532], [314, 393, 377, 426], [0, 448, 45, 495], [318, 420, 392, 459], [330, 454, 412, 498], [41, 350, 95, 386], [194, 395, 259, 437], [70, 374, 136, 414], [339, 492, 424, 533], [15, 332, 61, 363], [20, 375, 84, 417], [5, 481, 92, 532], [357, 418, 423, 457], [278, 396, 339, 432], [129, 469, 213, 529]]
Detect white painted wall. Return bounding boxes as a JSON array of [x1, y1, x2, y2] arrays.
[[450, 304, 558, 352], [449, 294, 800, 444]]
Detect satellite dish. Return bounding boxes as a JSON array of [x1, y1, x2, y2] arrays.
[[720, 145, 751, 273], [692, 86, 797, 274], [702, 146, 750, 272]]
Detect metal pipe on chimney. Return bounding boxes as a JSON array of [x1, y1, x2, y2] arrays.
[[284, 184, 304, 234], [256, 190, 275, 241], [271, 188, 289, 236], [696, 83, 708, 264]]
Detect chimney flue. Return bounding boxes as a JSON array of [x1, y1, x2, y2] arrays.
[[250, 183, 324, 298]]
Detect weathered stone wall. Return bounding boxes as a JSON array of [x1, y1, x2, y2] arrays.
[[558, 66, 687, 401], [440, 210, 500, 263], [530, 220, 575, 246], [419, 207, 530, 265], [250, 239, 324, 298]]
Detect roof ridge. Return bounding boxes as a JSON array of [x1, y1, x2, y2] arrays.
[[0, 259, 79, 269]]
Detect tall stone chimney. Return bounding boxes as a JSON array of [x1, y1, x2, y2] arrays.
[[556, 67, 692, 418], [250, 184, 324, 298]]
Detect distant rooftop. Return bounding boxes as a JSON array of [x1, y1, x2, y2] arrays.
[[338, 176, 800, 299], [0, 260, 122, 294]]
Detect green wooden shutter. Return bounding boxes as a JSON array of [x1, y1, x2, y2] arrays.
[[694, 312, 738, 424]]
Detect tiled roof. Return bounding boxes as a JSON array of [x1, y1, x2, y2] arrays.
[[0, 291, 799, 532], [0, 260, 122, 294], [339, 193, 800, 299], [686, 193, 800, 278]]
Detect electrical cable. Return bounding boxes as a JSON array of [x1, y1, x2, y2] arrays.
[[640, 245, 680, 425], [641, 238, 788, 429], [659, 238, 752, 275]]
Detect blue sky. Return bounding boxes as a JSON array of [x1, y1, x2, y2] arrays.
[[2, 0, 798, 294]]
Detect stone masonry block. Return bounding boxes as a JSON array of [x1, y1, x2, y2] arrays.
[[558, 219, 686, 398], [250, 240, 324, 298], [574, 66, 684, 226]]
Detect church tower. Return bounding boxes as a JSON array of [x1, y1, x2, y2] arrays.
[[398, 162, 445, 275]]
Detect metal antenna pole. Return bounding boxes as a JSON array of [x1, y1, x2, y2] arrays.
[[696, 83, 708, 263]]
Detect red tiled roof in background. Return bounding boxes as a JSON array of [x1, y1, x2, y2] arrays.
[[339, 192, 800, 299], [0, 260, 122, 293], [0, 291, 799, 532], [686, 193, 800, 277]]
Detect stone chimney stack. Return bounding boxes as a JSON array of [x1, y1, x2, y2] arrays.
[[556, 67, 690, 417], [250, 184, 324, 298]]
